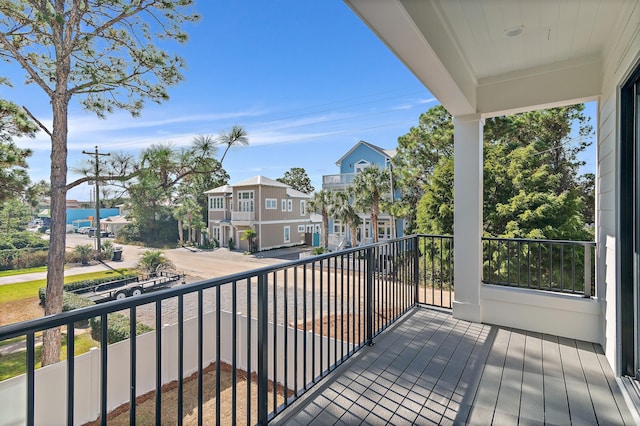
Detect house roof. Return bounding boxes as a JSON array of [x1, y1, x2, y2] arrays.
[[204, 184, 233, 195], [204, 176, 310, 196], [335, 140, 395, 166], [286, 188, 312, 198], [232, 175, 289, 188]]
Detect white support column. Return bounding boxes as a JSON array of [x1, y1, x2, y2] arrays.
[[453, 114, 484, 322]]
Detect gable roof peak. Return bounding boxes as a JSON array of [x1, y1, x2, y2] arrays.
[[336, 140, 395, 166]]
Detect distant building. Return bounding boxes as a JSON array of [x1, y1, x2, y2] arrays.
[[321, 140, 402, 249], [206, 176, 321, 252]]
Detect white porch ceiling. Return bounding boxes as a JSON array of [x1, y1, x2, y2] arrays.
[[345, 0, 637, 117]]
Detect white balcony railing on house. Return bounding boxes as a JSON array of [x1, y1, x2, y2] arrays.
[[231, 211, 255, 221], [321, 173, 355, 189]]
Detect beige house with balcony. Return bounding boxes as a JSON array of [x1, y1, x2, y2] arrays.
[[205, 176, 320, 252]]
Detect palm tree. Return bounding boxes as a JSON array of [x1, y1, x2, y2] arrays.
[[74, 244, 93, 265], [137, 249, 175, 276], [241, 228, 257, 252], [331, 191, 362, 248], [217, 125, 249, 164], [349, 166, 391, 243], [307, 190, 334, 249]]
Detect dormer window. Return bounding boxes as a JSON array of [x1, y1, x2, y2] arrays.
[[354, 160, 370, 174]]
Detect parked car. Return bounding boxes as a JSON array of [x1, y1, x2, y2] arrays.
[[78, 226, 92, 234], [88, 228, 109, 238]]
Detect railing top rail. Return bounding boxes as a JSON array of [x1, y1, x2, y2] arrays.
[[481, 236, 595, 246], [0, 236, 432, 340], [416, 234, 453, 239]]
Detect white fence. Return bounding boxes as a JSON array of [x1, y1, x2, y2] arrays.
[[0, 311, 349, 426]]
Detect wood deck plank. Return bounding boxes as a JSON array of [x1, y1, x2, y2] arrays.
[[493, 329, 525, 424], [452, 324, 495, 425], [594, 346, 637, 425], [576, 339, 632, 425], [518, 331, 545, 425], [542, 334, 571, 425], [466, 327, 511, 425], [271, 308, 635, 426], [557, 336, 599, 425]]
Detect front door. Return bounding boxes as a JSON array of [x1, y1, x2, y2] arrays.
[[621, 65, 640, 379]]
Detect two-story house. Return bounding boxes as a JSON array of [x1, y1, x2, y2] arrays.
[[322, 140, 402, 249], [205, 176, 320, 252]]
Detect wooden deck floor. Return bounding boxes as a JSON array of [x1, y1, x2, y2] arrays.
[[273, 307, 635, 425]]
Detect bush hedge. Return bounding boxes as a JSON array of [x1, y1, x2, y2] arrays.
[[36, 289, 95, 311], [89, 313, 153, 344], [0, 249, 49, 270], [62, 291, 95, 311]]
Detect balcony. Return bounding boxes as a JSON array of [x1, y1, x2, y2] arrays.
[[231, 211, 255, 222], [273, 308, 633, 425], [321, 173, 355, 190], [0, 235, 632, 425]]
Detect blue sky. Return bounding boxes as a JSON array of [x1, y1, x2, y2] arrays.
[[4, 1, 595, 201]]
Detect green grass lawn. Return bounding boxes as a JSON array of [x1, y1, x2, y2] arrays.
[[0, 269, 134, 303], [0, 332, 98, 381]]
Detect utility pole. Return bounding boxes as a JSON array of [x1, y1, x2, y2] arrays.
[[82, 146, 110, 253]]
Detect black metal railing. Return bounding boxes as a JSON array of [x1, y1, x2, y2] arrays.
[[0, 235, 453, 426], [482, 237, 595, 297], [417, 235, 454, 308]]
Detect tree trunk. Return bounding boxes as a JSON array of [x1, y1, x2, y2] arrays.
[[42, 93, 69, 366], [349, 223, 358, 248], [177, 219, 184, 245], [372, 195, 380, 243], [322, 209, 329, 249]]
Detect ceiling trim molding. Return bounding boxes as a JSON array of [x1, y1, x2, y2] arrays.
[[477, 60, 602, 117]]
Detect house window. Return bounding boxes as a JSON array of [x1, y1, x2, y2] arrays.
[[297, 225, 305, 232], [333, 222, 345, 234], [212, 227, 221, 242], [284, 226, 290, 243], [265, 198, 277, 209], [210, 196, 224, 210], [354, 160, 370, 174], [287, 199, 293, 212], [282, 199, 287, 212], [300, 200, 306, 215], [237, 191, 254, 212]]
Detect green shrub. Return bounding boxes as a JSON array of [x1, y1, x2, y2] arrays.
[[38, 289, 95, 310], [62, 292, 95, 311], [0, 248, 49, 270], [0, 232, 49, 250], [100, 240, 114, 260], [74, 244, 93, 265], [90, 313, 153, 344], [118, 223, 141, 243], [312, 247, 329, 255]]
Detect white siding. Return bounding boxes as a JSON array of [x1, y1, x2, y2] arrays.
[[597, 0, 640, 372]]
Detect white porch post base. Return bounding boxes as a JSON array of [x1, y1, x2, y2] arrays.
[[452, 300, 482, 323], [452, 114, 484, 324]]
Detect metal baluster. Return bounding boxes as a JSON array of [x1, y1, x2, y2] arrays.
[[129, 305, 137, 424], [67, 322, 75, 426], [257, 274, 268, 425]]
